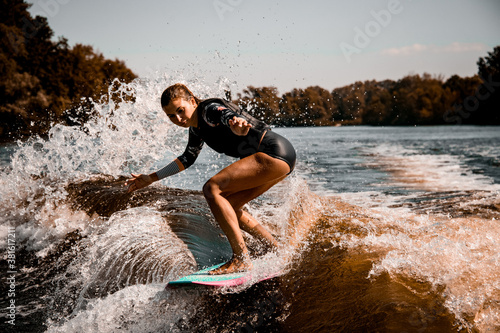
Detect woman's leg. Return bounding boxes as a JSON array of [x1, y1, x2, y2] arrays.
[[236, 209, 279, 250], [227, 176, 286, 249], [203, 152, 290, 274]]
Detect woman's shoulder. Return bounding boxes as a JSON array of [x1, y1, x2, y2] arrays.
[[198, 98, 239, 127], [199, 98, 240, 112]]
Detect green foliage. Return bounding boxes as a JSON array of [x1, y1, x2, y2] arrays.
[[0, 0, 137, 141]]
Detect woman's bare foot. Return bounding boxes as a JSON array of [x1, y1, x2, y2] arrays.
[[209, 255, 253, 275]]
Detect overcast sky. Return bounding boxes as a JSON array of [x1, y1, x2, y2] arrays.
[[28, 0, 500, 93]]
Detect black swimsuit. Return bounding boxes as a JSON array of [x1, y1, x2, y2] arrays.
[[176, 98, 296, 174], [258, 130, 296, 174]]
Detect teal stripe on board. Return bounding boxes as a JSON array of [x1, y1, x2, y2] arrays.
[[169, 263, 249, 284]]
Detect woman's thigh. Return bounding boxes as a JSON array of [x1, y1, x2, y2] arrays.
[[225, 174, 287, 211], [203, 152, 290, 202]]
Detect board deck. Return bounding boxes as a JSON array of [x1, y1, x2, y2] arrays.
[[167, 262, 281, 288]]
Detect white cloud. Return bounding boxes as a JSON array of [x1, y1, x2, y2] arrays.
[[380, 42, 489, 56]]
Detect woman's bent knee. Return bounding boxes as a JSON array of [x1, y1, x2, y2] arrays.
[[202, 179, 218, 200]]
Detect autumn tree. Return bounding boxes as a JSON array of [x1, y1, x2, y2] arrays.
[[278, 86, 335, 126], [362, 80, 393, 125], [475, 46, 500, 124], [237, 86, 281, 125], [0, 0, 137, 141]]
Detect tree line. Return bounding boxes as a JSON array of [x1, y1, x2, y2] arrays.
[[237, 46, 500, 127], [0, 0, 137, 142], [1, 0, 499, 143]]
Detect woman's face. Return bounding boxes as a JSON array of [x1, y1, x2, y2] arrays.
[[163, 97, 197, 127]]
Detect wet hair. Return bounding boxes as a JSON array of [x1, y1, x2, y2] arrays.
[[160, 83, 201, 108]]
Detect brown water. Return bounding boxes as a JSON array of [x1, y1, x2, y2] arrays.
[[2, 174, 497, 332]]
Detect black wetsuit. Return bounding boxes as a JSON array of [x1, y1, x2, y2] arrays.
[[177, 98, 296, 173]]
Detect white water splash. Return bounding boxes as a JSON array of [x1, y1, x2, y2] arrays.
[[362, 143, 500, 192], [327, 195, 500, 331], [46, 283, 203, 333], [0, 72, 236, 250]]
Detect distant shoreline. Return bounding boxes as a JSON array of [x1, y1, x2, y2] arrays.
[[2, 3, 498, 142]]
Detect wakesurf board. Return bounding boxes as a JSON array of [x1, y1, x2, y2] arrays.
[[166, 261, 281, 289]]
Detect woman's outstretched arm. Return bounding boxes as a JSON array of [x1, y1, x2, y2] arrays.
[[126, 158, 184, 193], [126, 127, 204, 193]]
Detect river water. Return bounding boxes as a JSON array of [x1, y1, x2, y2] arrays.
[[0, 76, 499, 332]]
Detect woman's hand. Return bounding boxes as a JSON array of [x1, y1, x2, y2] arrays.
[[229, 116, 252, 136], [125, 173, 154, 193]]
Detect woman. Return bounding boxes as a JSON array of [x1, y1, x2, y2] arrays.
[[126, 84, 296, 275]]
